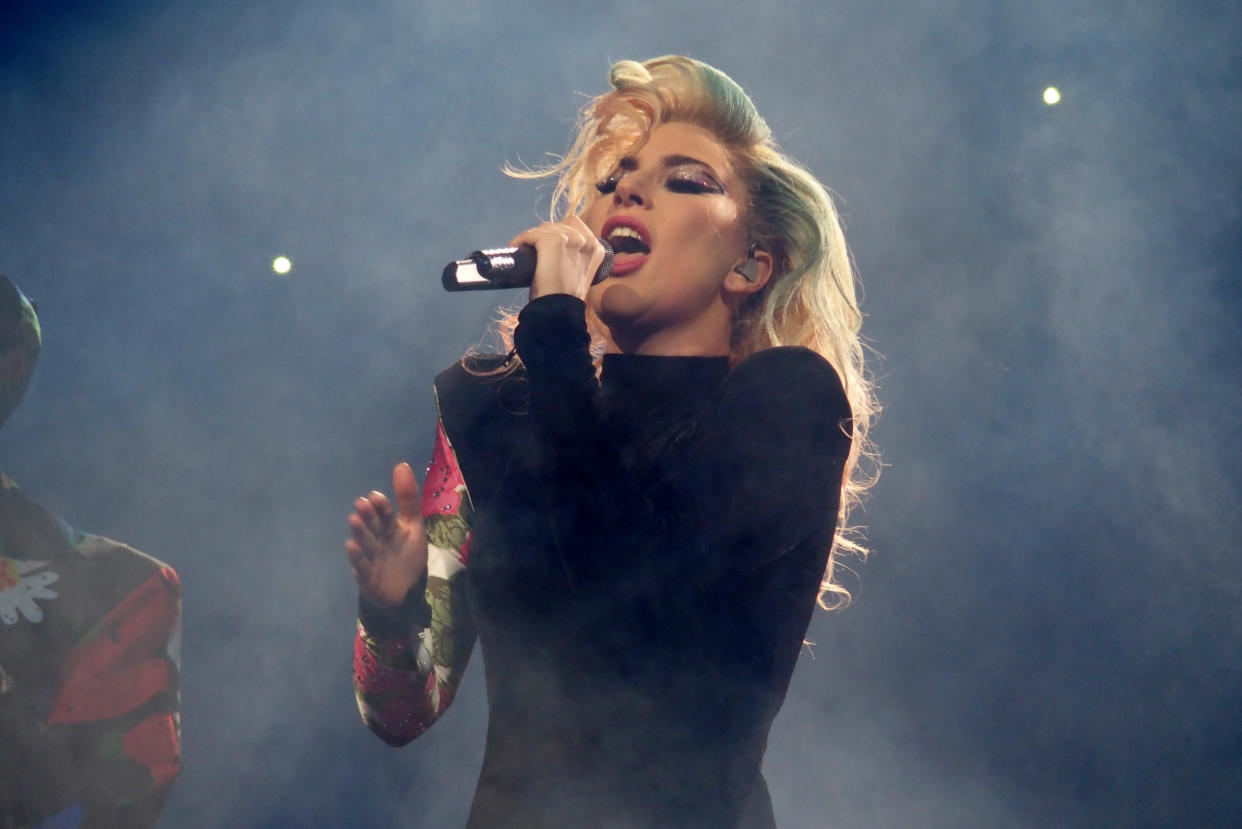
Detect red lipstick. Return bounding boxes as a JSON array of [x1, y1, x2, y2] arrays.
[[600, 216, 652, 276]]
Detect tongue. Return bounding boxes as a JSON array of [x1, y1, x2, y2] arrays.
[[610, 237, 649, 255]]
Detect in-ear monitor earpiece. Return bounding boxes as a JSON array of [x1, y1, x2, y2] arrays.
[[733, 243, 762, 283]]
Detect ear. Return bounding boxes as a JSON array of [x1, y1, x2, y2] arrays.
[[722, 244, 773, 297]]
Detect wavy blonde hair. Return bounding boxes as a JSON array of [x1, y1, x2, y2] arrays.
[[488, 56, 879, 608]]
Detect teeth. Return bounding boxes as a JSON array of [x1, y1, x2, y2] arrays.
[[607, 226, 644, 243]]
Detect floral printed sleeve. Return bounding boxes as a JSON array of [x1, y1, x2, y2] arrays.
[[0, 473, 182, 828], [352, 417, 477, 746]]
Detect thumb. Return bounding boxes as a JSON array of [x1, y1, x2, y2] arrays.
[[392, 462, 421, 518]]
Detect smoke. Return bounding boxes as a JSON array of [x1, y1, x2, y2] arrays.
[[1, 0, 1239, 826]]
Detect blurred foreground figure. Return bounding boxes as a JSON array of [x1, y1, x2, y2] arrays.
[[346, 57, 878, 827], [0, 274, 181, 829]]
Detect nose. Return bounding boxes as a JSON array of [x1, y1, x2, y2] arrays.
[[613, 175, 645, 207]]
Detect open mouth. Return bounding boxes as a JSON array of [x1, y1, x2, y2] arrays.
[[605, 225, 650, 255], [601, 218, 651, 276]]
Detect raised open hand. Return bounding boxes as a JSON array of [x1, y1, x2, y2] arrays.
[[345, 462, 428, 608]]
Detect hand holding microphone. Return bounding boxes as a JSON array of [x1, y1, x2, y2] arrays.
[[443, 216, 614, 295]]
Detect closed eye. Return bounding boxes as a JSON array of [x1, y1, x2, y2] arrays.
[[665, 158, 724, 194], [594, 161, 725, 196], [664, 172, 722, 194]]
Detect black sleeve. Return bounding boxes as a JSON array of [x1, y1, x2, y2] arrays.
[[511, 293, 599, 446], [512, 294, 852, 590], [356, 574, 431, 639], [686, 346, 851, 576]]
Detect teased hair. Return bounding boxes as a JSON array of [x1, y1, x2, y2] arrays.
[[489, 56, 879, 609]]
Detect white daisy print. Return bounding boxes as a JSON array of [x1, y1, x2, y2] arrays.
[[0, 557, 60, 624]]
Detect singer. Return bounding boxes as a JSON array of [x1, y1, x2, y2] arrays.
[[346, 56, 878, 828]]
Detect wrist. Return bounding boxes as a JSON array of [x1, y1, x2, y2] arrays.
[[357, 574, 431, 638]]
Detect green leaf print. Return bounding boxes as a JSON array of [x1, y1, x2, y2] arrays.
[[425, 513, 469, 552]]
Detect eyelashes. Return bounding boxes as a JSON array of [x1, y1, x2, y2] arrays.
[[595, 167, 723, 196], [665, 174, 721, 194]]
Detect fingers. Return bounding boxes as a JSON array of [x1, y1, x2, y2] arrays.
[[563, 214, 598, 245], [507, 220, 580, 250], [353, 495, 391, 541], [509, 217, 604, 299], [564, 214, 606, 272], [347, 499, 395, 598], [508, 217, 600, 257], [369, 491, 393, 522], [345, 465, 422, 595], [345, 538, 369, 572], [392, 462, 420, 518], [348, 510, 380, 557], [345, 533, 371, 587]]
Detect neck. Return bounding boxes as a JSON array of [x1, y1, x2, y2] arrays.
[[603, 307, 733, 357]]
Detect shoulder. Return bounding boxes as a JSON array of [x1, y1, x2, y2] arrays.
[[434, 353, 513, 388], [433, 355, 528, 460], [434, 356, 527, 410], [725, 346, 851, 424]]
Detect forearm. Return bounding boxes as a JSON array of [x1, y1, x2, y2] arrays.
[[352, 611, 438, 746], [512, 296, 663, 586], [352, 418, 478, 744]]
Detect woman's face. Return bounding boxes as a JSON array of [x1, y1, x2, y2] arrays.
[[583, 121, 752, 355]]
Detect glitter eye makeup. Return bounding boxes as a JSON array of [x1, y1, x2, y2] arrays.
[[595, 161, 723, 197], [664, 165, 723, 194]]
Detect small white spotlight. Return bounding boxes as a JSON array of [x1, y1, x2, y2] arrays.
[[1043, 87, 1062, 105], [272, 256, 292, 275]]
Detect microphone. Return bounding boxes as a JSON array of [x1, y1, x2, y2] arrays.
[[442, 239, 614, 291]]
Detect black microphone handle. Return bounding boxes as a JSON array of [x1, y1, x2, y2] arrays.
[[442, 239, 614, 292]]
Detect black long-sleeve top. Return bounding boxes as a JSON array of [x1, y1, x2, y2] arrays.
[[424, 294, 852, 828]]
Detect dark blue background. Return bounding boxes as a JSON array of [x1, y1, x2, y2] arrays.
[[2, 1, 1239, 826]]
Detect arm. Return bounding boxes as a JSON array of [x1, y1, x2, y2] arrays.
[[350, 419, 478, 745], [688, 345, 852, 577]]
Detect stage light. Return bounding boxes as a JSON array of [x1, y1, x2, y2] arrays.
[[272, 256, 292, 275], [1043, 87, 1062, 105]]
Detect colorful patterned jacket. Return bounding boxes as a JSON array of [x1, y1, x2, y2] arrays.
[[1, 274, 181, 829]]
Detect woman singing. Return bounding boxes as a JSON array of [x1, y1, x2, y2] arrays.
[[346, 55, 878, 828]]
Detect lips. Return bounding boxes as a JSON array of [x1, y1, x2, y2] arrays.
[[601, 216, 651, 276]]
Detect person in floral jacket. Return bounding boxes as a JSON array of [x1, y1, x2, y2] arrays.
[[0, 273, 181, 829]]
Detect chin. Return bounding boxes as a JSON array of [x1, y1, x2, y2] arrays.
[[592, 282, 652, 325]]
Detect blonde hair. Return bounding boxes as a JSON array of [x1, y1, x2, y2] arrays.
[[491, 56, 879, 608]]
